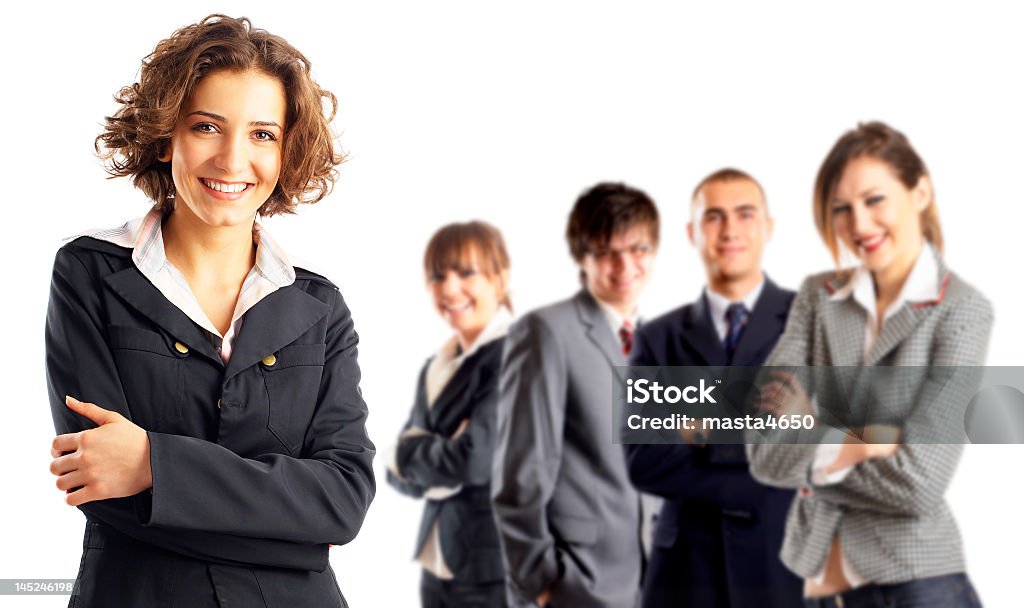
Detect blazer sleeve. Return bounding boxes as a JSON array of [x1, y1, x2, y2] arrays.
[[396, 353, 500, 488], [491, 314, 566, 601], [137, 286, 376, 545], [386, 380, 428, 498], [747, 277, 821, 489], [45, 247, 328, 571], [812, 293, 994, 516]]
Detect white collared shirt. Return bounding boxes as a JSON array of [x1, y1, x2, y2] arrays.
[[76, 207, 296, 363], [704, 278, 765, 342], [593, 294, 640, 350], [810, 243, 943, 588], [828, 243, 943, 357]]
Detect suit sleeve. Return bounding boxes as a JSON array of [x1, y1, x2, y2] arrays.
[[139, 286, 376, 545], [491, 315, 566, 601], [747, 277, 822, 489], [396, 355, 500, 488], [813, 293, 993, 516], [45, 246, 328, 571]]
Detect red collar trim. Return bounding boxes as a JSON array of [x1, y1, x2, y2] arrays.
[[911, 271, 952, 309]]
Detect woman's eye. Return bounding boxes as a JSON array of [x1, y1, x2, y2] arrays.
[[458, 269, 478, 279], [429, 273, 445, 283], [866, 195, 885, 206], [192, 122, 218, 134], [253, 130, 278, 142], [831, 204, 850, 215]]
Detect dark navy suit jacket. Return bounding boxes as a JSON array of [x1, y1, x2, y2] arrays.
[[387, 338, 507, 587], [45, 237, 375, 607], [624, 278, 802, 608]]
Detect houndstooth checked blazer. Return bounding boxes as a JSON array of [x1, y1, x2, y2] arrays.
[[746, 254, 994, 585]]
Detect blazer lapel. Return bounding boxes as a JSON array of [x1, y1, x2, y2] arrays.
[[104, 267, 222, 365], [224, 286, 331, 382], [426, 361, 479, 430], [575, 290, 626, 369], [821, 297, 867, 366], [680, 294, 727, 366], [864, 304, 932, 365], [731, 278, 789, 366]]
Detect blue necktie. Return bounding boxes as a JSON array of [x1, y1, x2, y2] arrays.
[[724, 303, 749, 363]]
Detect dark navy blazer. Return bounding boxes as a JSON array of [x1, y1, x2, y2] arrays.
[[387, 338, 507, 587], [624, 278, 802, 608], [45, 237, 375, 607]]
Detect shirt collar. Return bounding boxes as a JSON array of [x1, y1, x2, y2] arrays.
[[436, 306, 512, 365], [592, 293, 639, 335], [829, 243, 943, 320], [81, 206, 296, 288], [704, 277, 765, 323]]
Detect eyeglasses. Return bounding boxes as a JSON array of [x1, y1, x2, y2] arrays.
[[588, 243, 653, 262]]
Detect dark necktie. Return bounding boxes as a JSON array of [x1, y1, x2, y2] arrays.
[[619, 320, 634, 356], [724, 303, 749, 363]]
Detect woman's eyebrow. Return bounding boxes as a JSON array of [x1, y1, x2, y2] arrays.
[[187, 110, 227, 121], [186, 110, 281, 129]]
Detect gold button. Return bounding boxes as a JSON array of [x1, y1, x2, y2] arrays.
[[174, 341, 189, 354], [262, 354, 278, 367], [216, 399, 221, 409]]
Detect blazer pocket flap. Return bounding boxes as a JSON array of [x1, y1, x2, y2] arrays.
[[262, 343, 327, 371], [107, 325, 175, 356], [549, 513, 600, 545]]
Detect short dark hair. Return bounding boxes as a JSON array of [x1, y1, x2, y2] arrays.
[[813, 121, 942, 264], [95, 14, 343, 216], [566, 182, 660, 265], [690, 167, 768, 219]]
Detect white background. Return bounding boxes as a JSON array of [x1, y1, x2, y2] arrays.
[[2, 1, 1021, 606]]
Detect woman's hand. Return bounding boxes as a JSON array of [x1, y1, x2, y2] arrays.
[[49, 396, 153, 506], [759, 370, 813, 418], [824, 424, 902, 474]]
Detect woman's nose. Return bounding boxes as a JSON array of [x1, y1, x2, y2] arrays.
[[440, 273, 461, 295], [851, 204, 874, 235], [214, 135, 249, 174]]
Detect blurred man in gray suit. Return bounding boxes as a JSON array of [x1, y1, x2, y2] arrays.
[[492, 182, 659, 607]]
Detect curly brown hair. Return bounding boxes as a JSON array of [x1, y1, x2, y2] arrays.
[[96, 14, 343, 216]]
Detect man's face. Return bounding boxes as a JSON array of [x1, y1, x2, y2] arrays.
[[688, 178, 772, 283], [579, 223, 656, 314]]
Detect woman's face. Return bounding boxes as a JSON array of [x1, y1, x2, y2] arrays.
[[830, 155, 930, 274], [429, 254, 505, 345], [162, 69, 287, 228]]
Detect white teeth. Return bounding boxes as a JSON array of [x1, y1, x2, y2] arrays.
[[202, 179, 248, 193]]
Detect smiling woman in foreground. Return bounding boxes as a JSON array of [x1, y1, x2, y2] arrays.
[[45, 15, 374, 607]]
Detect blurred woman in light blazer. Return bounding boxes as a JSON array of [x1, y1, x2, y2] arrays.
[[748, 122, 992, 608], [387, 221, 512, 607]]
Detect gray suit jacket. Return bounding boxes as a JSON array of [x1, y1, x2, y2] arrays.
[[747, 259, 993, 585], [492, 290, 642, 607]]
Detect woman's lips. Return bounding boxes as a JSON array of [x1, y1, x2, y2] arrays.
[[199, 177, 254, 200]]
